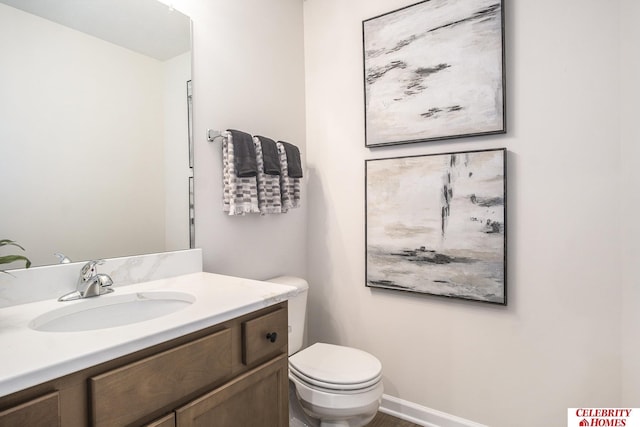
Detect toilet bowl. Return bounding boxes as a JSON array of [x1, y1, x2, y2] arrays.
[[267, 277, 384, 427], [289, 343, 383, 427]]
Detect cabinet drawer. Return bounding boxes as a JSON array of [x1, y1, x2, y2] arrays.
[[242, 307, 288, 365], [90, 328, 232, 427], [0, 391, 59, 427]]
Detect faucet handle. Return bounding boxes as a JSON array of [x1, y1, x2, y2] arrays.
[[79, 259, 105, 280]]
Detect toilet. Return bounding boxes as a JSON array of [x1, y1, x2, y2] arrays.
[[267, 276, 383, 427]]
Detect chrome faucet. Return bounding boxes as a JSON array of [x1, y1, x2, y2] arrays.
[[58, 260, 114, 302], [53, 252, 72, 264]]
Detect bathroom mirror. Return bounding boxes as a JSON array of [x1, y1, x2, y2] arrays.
[[0, 0, 192, 268]]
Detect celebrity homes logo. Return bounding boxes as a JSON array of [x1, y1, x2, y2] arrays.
[[568, 408, 640, 427]]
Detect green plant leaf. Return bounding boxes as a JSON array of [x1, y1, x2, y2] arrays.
[[0, 255, 32, 268], [1, 240, 31, 274], [0, 240, 26, 251]]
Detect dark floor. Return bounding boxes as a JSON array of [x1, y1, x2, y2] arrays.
[[366, 412, 422, 427]]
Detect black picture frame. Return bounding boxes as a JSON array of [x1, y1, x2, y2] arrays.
[[365, 148, 507, 305], [362, 0, 506, 147]]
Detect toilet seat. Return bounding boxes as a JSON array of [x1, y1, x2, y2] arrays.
[[289, 343, 383, 391], [290, 368, 382, 395], [289, 365, 382, 392]]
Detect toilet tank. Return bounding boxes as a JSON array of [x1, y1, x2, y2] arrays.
[[267, 276, 308, 355]]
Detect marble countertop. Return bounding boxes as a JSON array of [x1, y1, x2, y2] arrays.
[[0, 272, 296, 397]]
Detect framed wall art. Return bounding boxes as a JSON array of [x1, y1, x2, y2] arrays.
[[365, 148, 507, 304], [362, 0, 506, 147]]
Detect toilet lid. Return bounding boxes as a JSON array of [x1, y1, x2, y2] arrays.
[[289, 343, 382, 390]]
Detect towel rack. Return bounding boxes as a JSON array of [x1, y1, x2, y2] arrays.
[[207, 129, 229, 142]]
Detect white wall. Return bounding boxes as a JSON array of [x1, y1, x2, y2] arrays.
[[303, 0, 622, 425], [140, 0, 634, 423], [620, 0, 640, 406], [168, 0, 308, 280], [0, 3, 166, 266]]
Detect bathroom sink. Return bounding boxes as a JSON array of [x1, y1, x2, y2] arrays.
[[29, 291, 196, 332]]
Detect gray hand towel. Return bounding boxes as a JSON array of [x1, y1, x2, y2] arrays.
[[277, 141, 303, 178], [277, 142, 302, 211], [253, 136, 282, 214], [222, 133, 260, 215], [255, 135, 281, 175], [228, 129, 258, 177]]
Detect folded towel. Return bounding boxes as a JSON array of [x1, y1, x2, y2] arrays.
[[228, 129, 258, 177], [277, 142, 302, 212], [277, 141, 303, 178], [254, 136, 281, 176], [253, 137, 282, 214], [223, 133, 260, 215]]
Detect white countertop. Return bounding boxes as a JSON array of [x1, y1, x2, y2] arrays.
[[0, 272, 296, 398]]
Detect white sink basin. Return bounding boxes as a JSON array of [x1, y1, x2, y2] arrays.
[[29, 291, 196, 332]]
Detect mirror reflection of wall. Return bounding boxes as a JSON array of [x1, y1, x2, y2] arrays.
[[187, 80, 195, 249], [0, 0, 192, 268]]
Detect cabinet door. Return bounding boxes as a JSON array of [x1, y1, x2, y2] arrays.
[[0, 391, 60, 427], [176, 353, 288, 427], [144, 413, 176, 427]]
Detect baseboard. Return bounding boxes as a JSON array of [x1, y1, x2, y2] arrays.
[[379, 394, 487, 427]]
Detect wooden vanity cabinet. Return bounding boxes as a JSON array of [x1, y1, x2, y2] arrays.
[[173, 306, 289, 427], [0, 302, 288, 427]]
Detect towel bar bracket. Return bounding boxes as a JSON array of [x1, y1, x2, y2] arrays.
[[207, 129, 230, 142], [207, 129, 223, 142]]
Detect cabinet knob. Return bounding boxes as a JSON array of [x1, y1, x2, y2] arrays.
[[266, 332, 278, 343]]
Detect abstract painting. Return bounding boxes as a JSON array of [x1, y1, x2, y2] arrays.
[[365, 148, 506, 304], [363, 0, 505, 147]]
